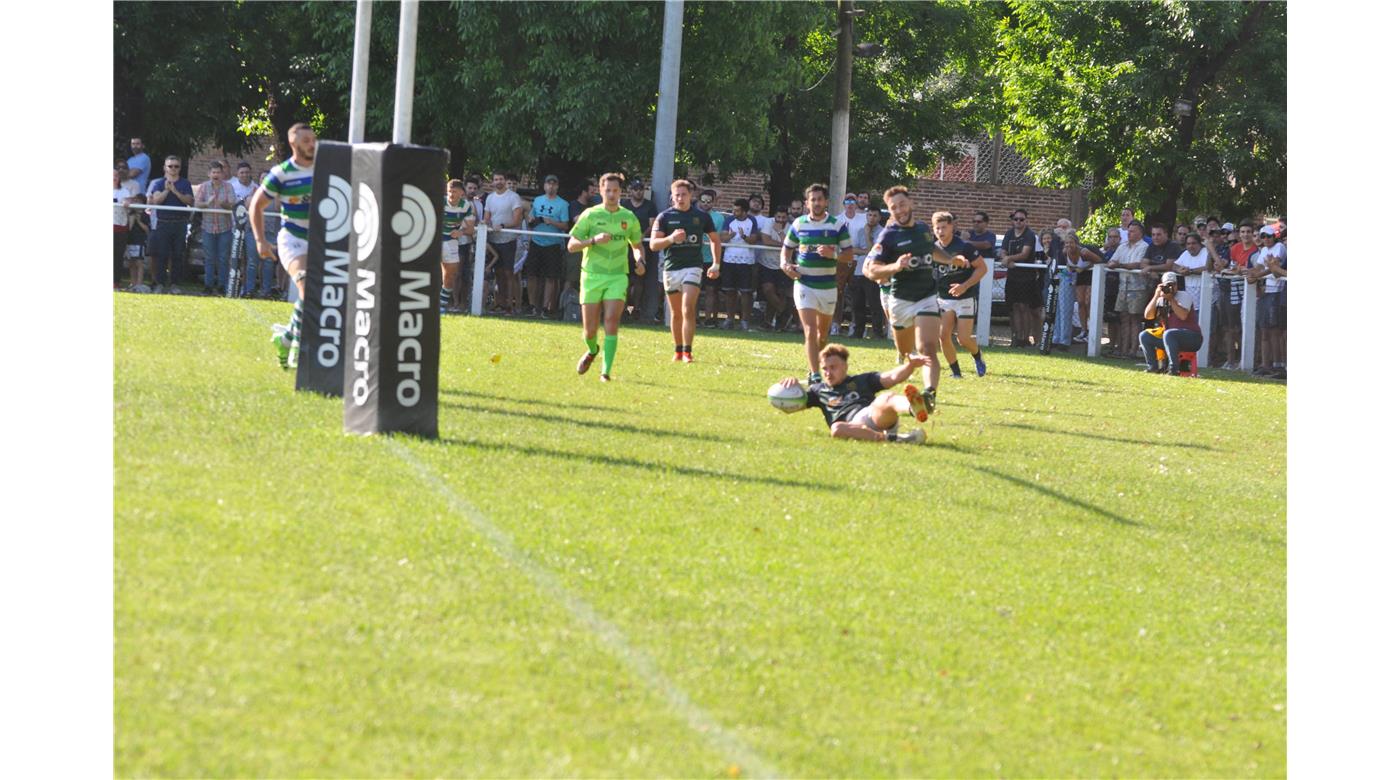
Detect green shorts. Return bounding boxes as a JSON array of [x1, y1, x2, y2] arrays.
[[580, 271, 629, 304]]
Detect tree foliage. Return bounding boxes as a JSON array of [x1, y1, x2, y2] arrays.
[[993, 0, 1286, 231]]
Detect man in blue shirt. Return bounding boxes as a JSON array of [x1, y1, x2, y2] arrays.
[[127, 137, 152, 193], [526, 174, 571, 318], [146, 155, 194, 292]]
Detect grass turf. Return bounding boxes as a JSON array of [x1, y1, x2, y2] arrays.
[[115, 294, 1285, 777]]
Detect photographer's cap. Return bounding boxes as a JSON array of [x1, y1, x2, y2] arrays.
[[1259, 225, 1276, 236], [1161, 271, 1180, 286]]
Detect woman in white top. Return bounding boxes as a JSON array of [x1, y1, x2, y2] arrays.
[[1061, 232, 1103, 344]]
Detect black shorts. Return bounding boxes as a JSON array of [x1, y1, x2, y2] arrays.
[[1006, 267, 1044, 306], [758, 265, 792, 291], [148, 225, 186, 260], [720, 261, 755, 293], [490, 240, 517, 272], [1260, 292, 1286, 329], [1075, 269, 1093, 286], [1214, 279, 1241, 328], [524, 242, 563, 279]]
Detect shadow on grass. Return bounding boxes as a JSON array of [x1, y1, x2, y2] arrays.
[[995, 420, 1221, 452], [438, 436, 842, 493], [1078, 352, 1285, 386], [625, 377, 759, 400], [441, 400, 741, 444], [940, 400, 1103, 419], [441, 387, 623, 415], [991, 371, 1117, 390], [979, 464, 1143, 527]]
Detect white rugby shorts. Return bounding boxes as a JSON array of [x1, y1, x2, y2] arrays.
[[887, 292, 942, 329], [851, 403, 897, 433], [276, 228, 307, 268], [441, 240, 460, 264], [795, 282, 838, 316], [937, 296, 976, 319], [662, 266, 703, 294]]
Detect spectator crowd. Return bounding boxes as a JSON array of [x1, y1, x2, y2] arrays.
[[114, 137, 1286, 378]]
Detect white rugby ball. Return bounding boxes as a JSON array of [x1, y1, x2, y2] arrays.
[[767, 382, 807, 413]]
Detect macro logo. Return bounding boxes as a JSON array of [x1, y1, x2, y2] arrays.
[[317, 175, 353, 243], [392, 184, 436, 262], [354, 183, 380, 260]]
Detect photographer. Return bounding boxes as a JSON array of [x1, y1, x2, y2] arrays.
[[1138, 271, 1201, 374]]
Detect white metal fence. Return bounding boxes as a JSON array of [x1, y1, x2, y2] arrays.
[[121, 204, 1268, 372]]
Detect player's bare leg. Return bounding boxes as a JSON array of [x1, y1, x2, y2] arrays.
[[891, 324, 916, 364], [799, 308, 832, 375], [915, 314, 942, 410]]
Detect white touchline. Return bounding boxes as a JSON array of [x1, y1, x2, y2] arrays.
[[387, 440, 781, 779]]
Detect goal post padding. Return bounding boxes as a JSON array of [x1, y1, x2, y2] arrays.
[[343, 143, 449, 439]]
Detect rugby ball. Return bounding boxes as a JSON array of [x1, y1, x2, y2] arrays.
[[767, 382, 807, 413]]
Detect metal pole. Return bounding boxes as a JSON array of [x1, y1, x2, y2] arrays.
[[975, 272, 993, 347], [1197, 272, 1214, 368], [472, 224, 487, 316], [650, 0, 684, 204], [1087, 265, 1106, 357], [392, 0, 420, 145], [828, 0, 853, 201], [348, 0, 372, 143]]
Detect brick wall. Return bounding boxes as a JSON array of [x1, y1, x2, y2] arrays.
[[183, 137, 280, 185], [181, 140, 1080, 232], [676, 169, 1078, 232]]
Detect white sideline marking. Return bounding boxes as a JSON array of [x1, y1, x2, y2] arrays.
[[387, 440, 781, 779]]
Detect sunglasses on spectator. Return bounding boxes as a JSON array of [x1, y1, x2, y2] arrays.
[[165, 164, 180, 168], [699, 197, 712, 204], [1012, 217, 1026, 222]]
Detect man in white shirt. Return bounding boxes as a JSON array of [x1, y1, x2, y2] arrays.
[[1105, 220, 1149, 358], [719, 199, 762, 330], [484, 172, 524, 315], [830, 193, 866, 335], [1249, 226, 1287, 377]]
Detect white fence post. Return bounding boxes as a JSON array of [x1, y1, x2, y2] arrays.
[[472, 224, 487, 316], [1240, 278, 1258, 371], [976, 271, 994, 347], [1196, 272, 1214, 369], [1087, 265, 1106, 358]]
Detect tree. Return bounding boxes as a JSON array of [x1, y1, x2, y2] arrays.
[[993, 1, 1286, 232]]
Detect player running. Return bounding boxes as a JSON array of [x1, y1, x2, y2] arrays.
[[773, 344, 930, 444], [566, 173, 646, 382], [439, 179, 474, 314], [650, 179, 723, 363], [932, 211, 989, 378], [781, 183, 853, 383], [862, 186, 965, 417], [249, 123, 315, 369]]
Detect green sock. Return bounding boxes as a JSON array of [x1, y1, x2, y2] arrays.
[[584, 336, 599, 355], [602, 334, 618, 375]]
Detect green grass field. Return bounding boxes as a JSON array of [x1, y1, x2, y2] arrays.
[[115, 293, 1286, 778]]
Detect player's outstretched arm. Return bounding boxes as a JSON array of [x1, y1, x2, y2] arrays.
[[878, 354, 932, 389]]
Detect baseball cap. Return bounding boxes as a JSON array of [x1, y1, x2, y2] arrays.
[[628, 179, 644, 189], [1222, 222, 1235, 231], [543, 174, 558, 183], [1259, 225, 1276, 236], [1161, 271, 1180, 286]]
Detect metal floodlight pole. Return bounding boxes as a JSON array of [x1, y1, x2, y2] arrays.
[[828, 0, 854, 203], [392, 0, 420, 145], [348, 0, 372, 143], [650, 0, 684, 205]]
